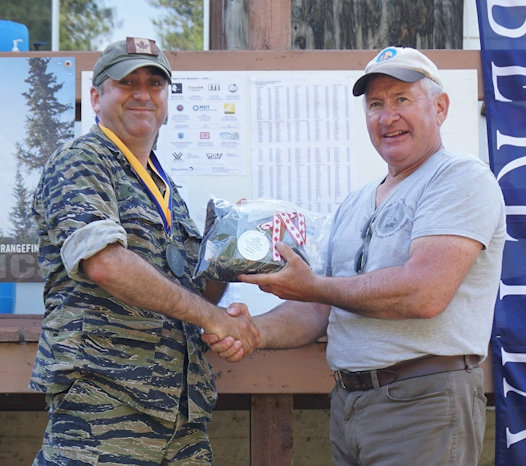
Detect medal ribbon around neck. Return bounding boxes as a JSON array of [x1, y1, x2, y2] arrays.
[[97, 118, 172, 235]]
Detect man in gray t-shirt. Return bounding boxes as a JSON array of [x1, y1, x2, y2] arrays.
[[205, 46, 505, 465]]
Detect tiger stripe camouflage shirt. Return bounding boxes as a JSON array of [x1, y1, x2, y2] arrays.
[[30, 125, 217, 423]]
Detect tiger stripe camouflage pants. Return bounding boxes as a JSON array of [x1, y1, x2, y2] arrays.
[[32, 378, 213, 465]]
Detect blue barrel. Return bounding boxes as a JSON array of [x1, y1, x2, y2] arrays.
[[0, 20, 29, 52], [0, 282, 16, 314]]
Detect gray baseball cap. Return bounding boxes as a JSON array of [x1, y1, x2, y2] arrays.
[[353, 46, 443, 96], [92, 37, 172, 86]]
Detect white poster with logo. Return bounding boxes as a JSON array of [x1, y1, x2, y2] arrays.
[[82, 71, 247, 176], [159, 74, 246, 175]]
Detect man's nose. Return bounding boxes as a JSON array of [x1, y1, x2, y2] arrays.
[[378, 104, 400, 125], [133, 85, 150, 100]]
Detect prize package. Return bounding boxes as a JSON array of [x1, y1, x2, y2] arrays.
[[194, 197, 331, 282]]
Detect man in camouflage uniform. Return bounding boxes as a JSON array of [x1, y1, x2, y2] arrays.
[[30, 37, 259, 465]]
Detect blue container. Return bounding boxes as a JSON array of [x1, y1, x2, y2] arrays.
[[0, 20, 29, 52], [0, 282, 16, 314]]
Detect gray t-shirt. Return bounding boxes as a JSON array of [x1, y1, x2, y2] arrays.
[[326, 148, 506, 371]]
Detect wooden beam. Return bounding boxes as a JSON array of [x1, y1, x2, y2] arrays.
[[208, 342, 333, 394], [0, 343, 38, 393], [0, 50, 484, 101], [0, 313, 496, 466], [248, 0, 291, 50], [209, 0, 225, 50], [251, 394, 294, 465], [0, 333, 332, 395], [0, 315, 494, 394]]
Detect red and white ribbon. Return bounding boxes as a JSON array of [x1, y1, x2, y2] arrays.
[[259, 211, 306, 261]]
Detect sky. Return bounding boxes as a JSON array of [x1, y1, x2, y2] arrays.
[[98, 0, 163, 50]]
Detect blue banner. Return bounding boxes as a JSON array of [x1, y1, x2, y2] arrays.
[[476, 1, 526, 464]]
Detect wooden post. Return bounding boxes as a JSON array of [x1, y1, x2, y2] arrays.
[[209, 0, 225, 50], [248, 0, 291, 50], [210, 0, 291, 50], [209, 0, 249, 50], [250, 394, 294, 465]]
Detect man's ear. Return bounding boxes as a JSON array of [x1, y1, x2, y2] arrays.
[[90, 86, 100, 114], [436, 92, 450, 127]]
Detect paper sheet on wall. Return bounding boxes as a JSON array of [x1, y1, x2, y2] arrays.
[[158, 75, 247, 175], [249, 72, 357, 214]]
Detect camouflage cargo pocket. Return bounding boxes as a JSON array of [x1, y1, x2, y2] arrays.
[[76, 310, 163, 383]]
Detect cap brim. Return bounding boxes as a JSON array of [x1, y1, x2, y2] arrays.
[[105, 58, 172, 84], [352, 68, 425, 96]]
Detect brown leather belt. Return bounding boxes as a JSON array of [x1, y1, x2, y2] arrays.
[[335, 355, 479, 392]]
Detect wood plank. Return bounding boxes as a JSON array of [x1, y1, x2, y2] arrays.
[[248, 0, 291, 50], [0, 336, 332, 394], [0, 331, 494, 395], [208, 342, 333, 394], [251, 394, 294, 465], [209, 0, 225, 50], [0, 316, 43, 342], [0, 343, 37, 393], [0, 50, 484, 101]]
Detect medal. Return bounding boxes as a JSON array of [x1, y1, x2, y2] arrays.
[[166, 242, 185, 277], [98, 119, 180, 274], [98, 119, 185, 278]]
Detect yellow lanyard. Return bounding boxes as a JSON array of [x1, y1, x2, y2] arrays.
[[98, 120, 172, 232]]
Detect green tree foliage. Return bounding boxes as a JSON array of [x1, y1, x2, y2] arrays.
[[1, 1, 51, 50], [9, 167, 37, 241], [59, 0, 116, 50], [15, 57, 74, 172], [148, 0, 203, 50], [1, 0, 115, 50]]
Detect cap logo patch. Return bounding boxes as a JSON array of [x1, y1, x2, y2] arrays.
[[376, 47, 397, 63], [126, 37, 159, 56]]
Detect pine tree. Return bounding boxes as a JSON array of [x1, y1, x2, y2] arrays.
[[15, 57, 74, 172], [9, 167, 37, 241]]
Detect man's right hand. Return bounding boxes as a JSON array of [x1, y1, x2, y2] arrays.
[[203, 302, 259, 360], [202, 303, 252, 362]]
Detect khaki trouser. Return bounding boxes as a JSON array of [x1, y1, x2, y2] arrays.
[[330, 367, 486, 465]]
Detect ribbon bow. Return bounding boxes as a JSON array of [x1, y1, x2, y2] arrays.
[[259, 211, 306, 261]]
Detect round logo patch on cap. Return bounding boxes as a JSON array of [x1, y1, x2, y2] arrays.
[[376, 48, 397, 63]]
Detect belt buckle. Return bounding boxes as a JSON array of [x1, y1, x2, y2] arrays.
[[335, 370, 356, 391], [335, 370, 348, 390], [336, 370, 368, 391]]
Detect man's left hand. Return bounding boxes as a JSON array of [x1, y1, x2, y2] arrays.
[[238, 241, 319, 302]]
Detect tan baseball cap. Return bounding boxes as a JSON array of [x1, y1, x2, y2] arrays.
[[92, 37, 172, 86], [352, 46, 442, 96]]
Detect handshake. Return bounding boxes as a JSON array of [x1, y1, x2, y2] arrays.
[[195, 198, 330, 361], [201, 240, 327, 362], [202, 302, 258, 362]]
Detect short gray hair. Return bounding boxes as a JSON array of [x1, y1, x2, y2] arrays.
[[419, 77, 444, 98]]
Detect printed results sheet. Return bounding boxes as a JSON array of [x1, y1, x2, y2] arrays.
[[250, 72, 357, 215]]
